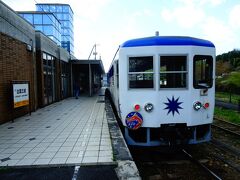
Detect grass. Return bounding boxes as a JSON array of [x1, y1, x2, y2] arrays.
[[215, 91, 240, 105], [214, 107, 240, 124]]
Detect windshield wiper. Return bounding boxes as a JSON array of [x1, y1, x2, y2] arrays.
[[198, 83, 210, 89]]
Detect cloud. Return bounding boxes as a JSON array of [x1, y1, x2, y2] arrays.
[[161, 3, 205, 29], [229, 4, 240, 30], [35, 0, 112, 21], [209, 0, 226, 6], [177, 0, 226, 6], [3, 0, 35, 11], [160, 0, 238, 54], [161, 9, 173, 23], [201, 17, 236, 54]]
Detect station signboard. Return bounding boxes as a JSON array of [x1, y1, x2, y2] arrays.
[[13, 83, 29, 108]]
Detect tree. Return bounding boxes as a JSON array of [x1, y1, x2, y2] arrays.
[[216, 49, 240, 70], [216, 60, 232, 76], [220, 72, 240, 102]]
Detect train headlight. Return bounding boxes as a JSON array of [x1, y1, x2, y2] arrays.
[[193, 101, 202, 111], [144, 103, 154, 112]]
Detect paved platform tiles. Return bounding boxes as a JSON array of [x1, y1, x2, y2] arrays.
[[0, 96, 113, 167]]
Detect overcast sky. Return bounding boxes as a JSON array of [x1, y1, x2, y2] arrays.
[[3, 0, 240, 71]]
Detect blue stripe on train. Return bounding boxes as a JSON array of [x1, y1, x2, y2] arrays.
[[121, 36, 215, 48]]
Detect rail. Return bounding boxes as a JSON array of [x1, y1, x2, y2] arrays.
[[214, 117, 240, 128], [213, 117, 240, 137], [182, 149, 222, 180]]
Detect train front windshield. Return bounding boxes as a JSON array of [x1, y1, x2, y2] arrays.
[[193, 55, 213, 89]]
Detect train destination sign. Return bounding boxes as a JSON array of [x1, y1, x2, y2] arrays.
[[13, 83, 29, 108]]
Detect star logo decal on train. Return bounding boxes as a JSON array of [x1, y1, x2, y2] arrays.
[[164, 96, 183, 116]]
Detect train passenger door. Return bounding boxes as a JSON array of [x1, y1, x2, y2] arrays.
[[193, 55, 214, 123]]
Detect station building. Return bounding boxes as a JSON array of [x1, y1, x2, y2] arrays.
[[0, 1, 104, 124]]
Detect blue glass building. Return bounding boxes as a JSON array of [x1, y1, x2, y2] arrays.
[[36, 4, 74, 55], [18, 12, 61, 46]]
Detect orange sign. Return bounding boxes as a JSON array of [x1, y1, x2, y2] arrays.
[[14, 100, 29, 108]]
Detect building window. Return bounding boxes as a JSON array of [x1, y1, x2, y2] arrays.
[[193, 55, 213, 89], [34, 14, 42, 24], [63, 14, 69, 20], [43, 25, 54, 35], [35, 25, 43, 31], [56, 13, 63, 20], [43, 52, 56, 105], [160, 56, 187, 89], [50, 5, 56, 12], [56, 6, 62, 12], [42, 5, 49, 12], [63, 6, 69, 12], [24, 14, 33, 24], [128, 56, 154, 88], [61, 61, 69, 98], [43, 14, 52, 24]]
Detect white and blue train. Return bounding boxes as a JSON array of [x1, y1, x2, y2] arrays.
[[106, 34, 215, 146]]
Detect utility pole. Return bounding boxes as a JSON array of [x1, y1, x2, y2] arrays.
[[88, 44, 98, 60], [88, 44, 99, 96], [93, 44, 97, 60]]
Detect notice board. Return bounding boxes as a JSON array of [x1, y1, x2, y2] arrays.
[[13, 82, 29, 108]]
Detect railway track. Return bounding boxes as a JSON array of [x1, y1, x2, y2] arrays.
[[209, 139, 240, 173], [211, 117, 240, 175], [182, 149, 222, 180], [130, 146, 225, 179], [213, 117, 240, 137]]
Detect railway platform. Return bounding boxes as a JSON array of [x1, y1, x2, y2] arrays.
[[0, 90, 140, 179]]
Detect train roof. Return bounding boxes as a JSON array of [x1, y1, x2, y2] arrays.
[[121, 36, 215, 48]]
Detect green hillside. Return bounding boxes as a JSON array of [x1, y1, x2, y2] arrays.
[[216, 49, 240, 101]]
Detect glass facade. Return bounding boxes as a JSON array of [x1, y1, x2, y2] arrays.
[[36, 4, 74, 54], [19, 12, 61, 45]]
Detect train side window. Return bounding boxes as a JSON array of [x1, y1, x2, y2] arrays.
[[107, 66, 114, 86], [193, 55, 213, 89], [128, 56, 154, 88], [116, 61, 119, 88], [159, 56, 187, 88]]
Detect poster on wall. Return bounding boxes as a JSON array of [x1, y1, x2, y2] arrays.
[[13, 83, 29, 108]]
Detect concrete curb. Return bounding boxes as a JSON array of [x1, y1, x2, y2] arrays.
[[115, 160, 141, 180], [105, 98, 141, 180]]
